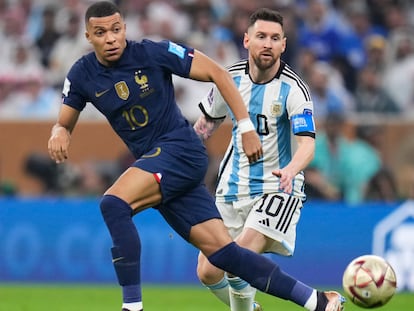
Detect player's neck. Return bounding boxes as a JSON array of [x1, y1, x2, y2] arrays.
[[249, 60, 280, 84]]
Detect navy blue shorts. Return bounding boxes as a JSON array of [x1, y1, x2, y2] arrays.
[[133, 140, 221, 241]]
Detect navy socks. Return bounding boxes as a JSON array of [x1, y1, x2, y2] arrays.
[[100, 195, 142, 303], [208, 242, 313, 306]]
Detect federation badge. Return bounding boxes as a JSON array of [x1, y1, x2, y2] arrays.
[[115, 81, 130, 100], [270, 101, 282, 117]]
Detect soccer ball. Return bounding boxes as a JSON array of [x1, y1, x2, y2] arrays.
[[342, 254, 397, 308]]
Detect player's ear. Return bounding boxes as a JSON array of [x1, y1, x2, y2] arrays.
[[281, 36, 287, 53], [85, 31, 91, 43], [243, 32, 249, 49]]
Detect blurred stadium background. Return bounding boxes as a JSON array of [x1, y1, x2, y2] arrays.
[[1, 0, 414, 309]]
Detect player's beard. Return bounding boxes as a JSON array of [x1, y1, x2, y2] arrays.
[[253, 53, 277, 71]]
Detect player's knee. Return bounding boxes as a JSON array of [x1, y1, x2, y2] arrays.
[[100, 194, 132, 224], [197, 253, 224, 284]]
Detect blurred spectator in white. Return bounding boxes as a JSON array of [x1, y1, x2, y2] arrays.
[[144, 0, 190, 42], [35, 4, 61, 68], [0, 73, 60, 120], [54, 0, 87, 34], [0, 38, 59, 119], [46, 11, 90, 89], [174, 2, 237, 123], [1, 6, 29, 67], [384, 27, 414, 69], [382, 27, 414, 115], [307, 61, 353, 121], [354, 64, 400, 115]]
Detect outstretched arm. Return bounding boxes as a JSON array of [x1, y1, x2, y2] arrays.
[[189, 50, 262, 162], [48, 104, 80, 163], [273, 135, 315, 194]]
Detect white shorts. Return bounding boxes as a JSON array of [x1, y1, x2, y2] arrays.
[[217, 193, 302, 256]]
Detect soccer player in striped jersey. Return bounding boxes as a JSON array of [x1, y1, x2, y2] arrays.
[[195, 8, 345, 311]]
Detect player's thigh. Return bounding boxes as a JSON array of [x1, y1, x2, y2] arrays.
[[217, 199, 273, 253], [216, 198, 261, 239], [104, 167, 161, 210], [235, 227, 271, 254], [190, 218, 233, 257]]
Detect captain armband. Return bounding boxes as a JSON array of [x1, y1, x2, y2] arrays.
[[291, 112, 315, 134]]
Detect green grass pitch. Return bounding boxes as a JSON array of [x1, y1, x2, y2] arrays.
[[0, 283, 413, 311]]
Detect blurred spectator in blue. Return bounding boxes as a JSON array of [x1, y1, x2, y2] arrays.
[[227, 8, 250, 59], [354, 64, 400, 115], [18, 0, 45, 43], [297, 0, 347, 63], [275, 1, 301, 66], [332, 0, 387, 91], [305, 112, 382, 204], [185, 5, 238, 67]]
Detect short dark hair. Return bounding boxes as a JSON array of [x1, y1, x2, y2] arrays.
[[85, 1, 121, 24], [248, 8, 284, 28]]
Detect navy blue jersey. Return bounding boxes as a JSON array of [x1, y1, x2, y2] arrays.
[[62, 39, 198, 158]]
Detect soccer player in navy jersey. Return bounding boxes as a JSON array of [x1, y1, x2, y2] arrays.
[[48, 2, 341, 311], [195, 8, 345, 311]]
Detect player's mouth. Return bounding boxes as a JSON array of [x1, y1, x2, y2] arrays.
[[106, 47, 120, 56], [260, 52, 273, 60]]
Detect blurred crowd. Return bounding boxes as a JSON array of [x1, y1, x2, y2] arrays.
[[2, 0, 414, 204]]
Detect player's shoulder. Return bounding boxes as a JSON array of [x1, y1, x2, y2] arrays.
[[278, 61, 308, 87], [67, 51, 97, 80], [278, 61, 311, 98], [227, 59, 248, 77]]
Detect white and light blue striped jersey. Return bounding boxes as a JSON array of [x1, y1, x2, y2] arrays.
[[199, 60, 315, 203]]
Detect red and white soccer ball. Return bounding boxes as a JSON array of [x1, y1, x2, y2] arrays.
[[342, 255, 397, 308]]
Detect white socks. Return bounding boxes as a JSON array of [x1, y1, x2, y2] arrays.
[[205, 276, 257, 311], [122, 301, 143, 311], [228, 276, 256, 311]]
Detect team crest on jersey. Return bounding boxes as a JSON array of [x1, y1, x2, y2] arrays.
[[135, 71, 149, 89], [115, 81, 130, 100], [270, 100, 283, 117], [135, 71, 154, 98]]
